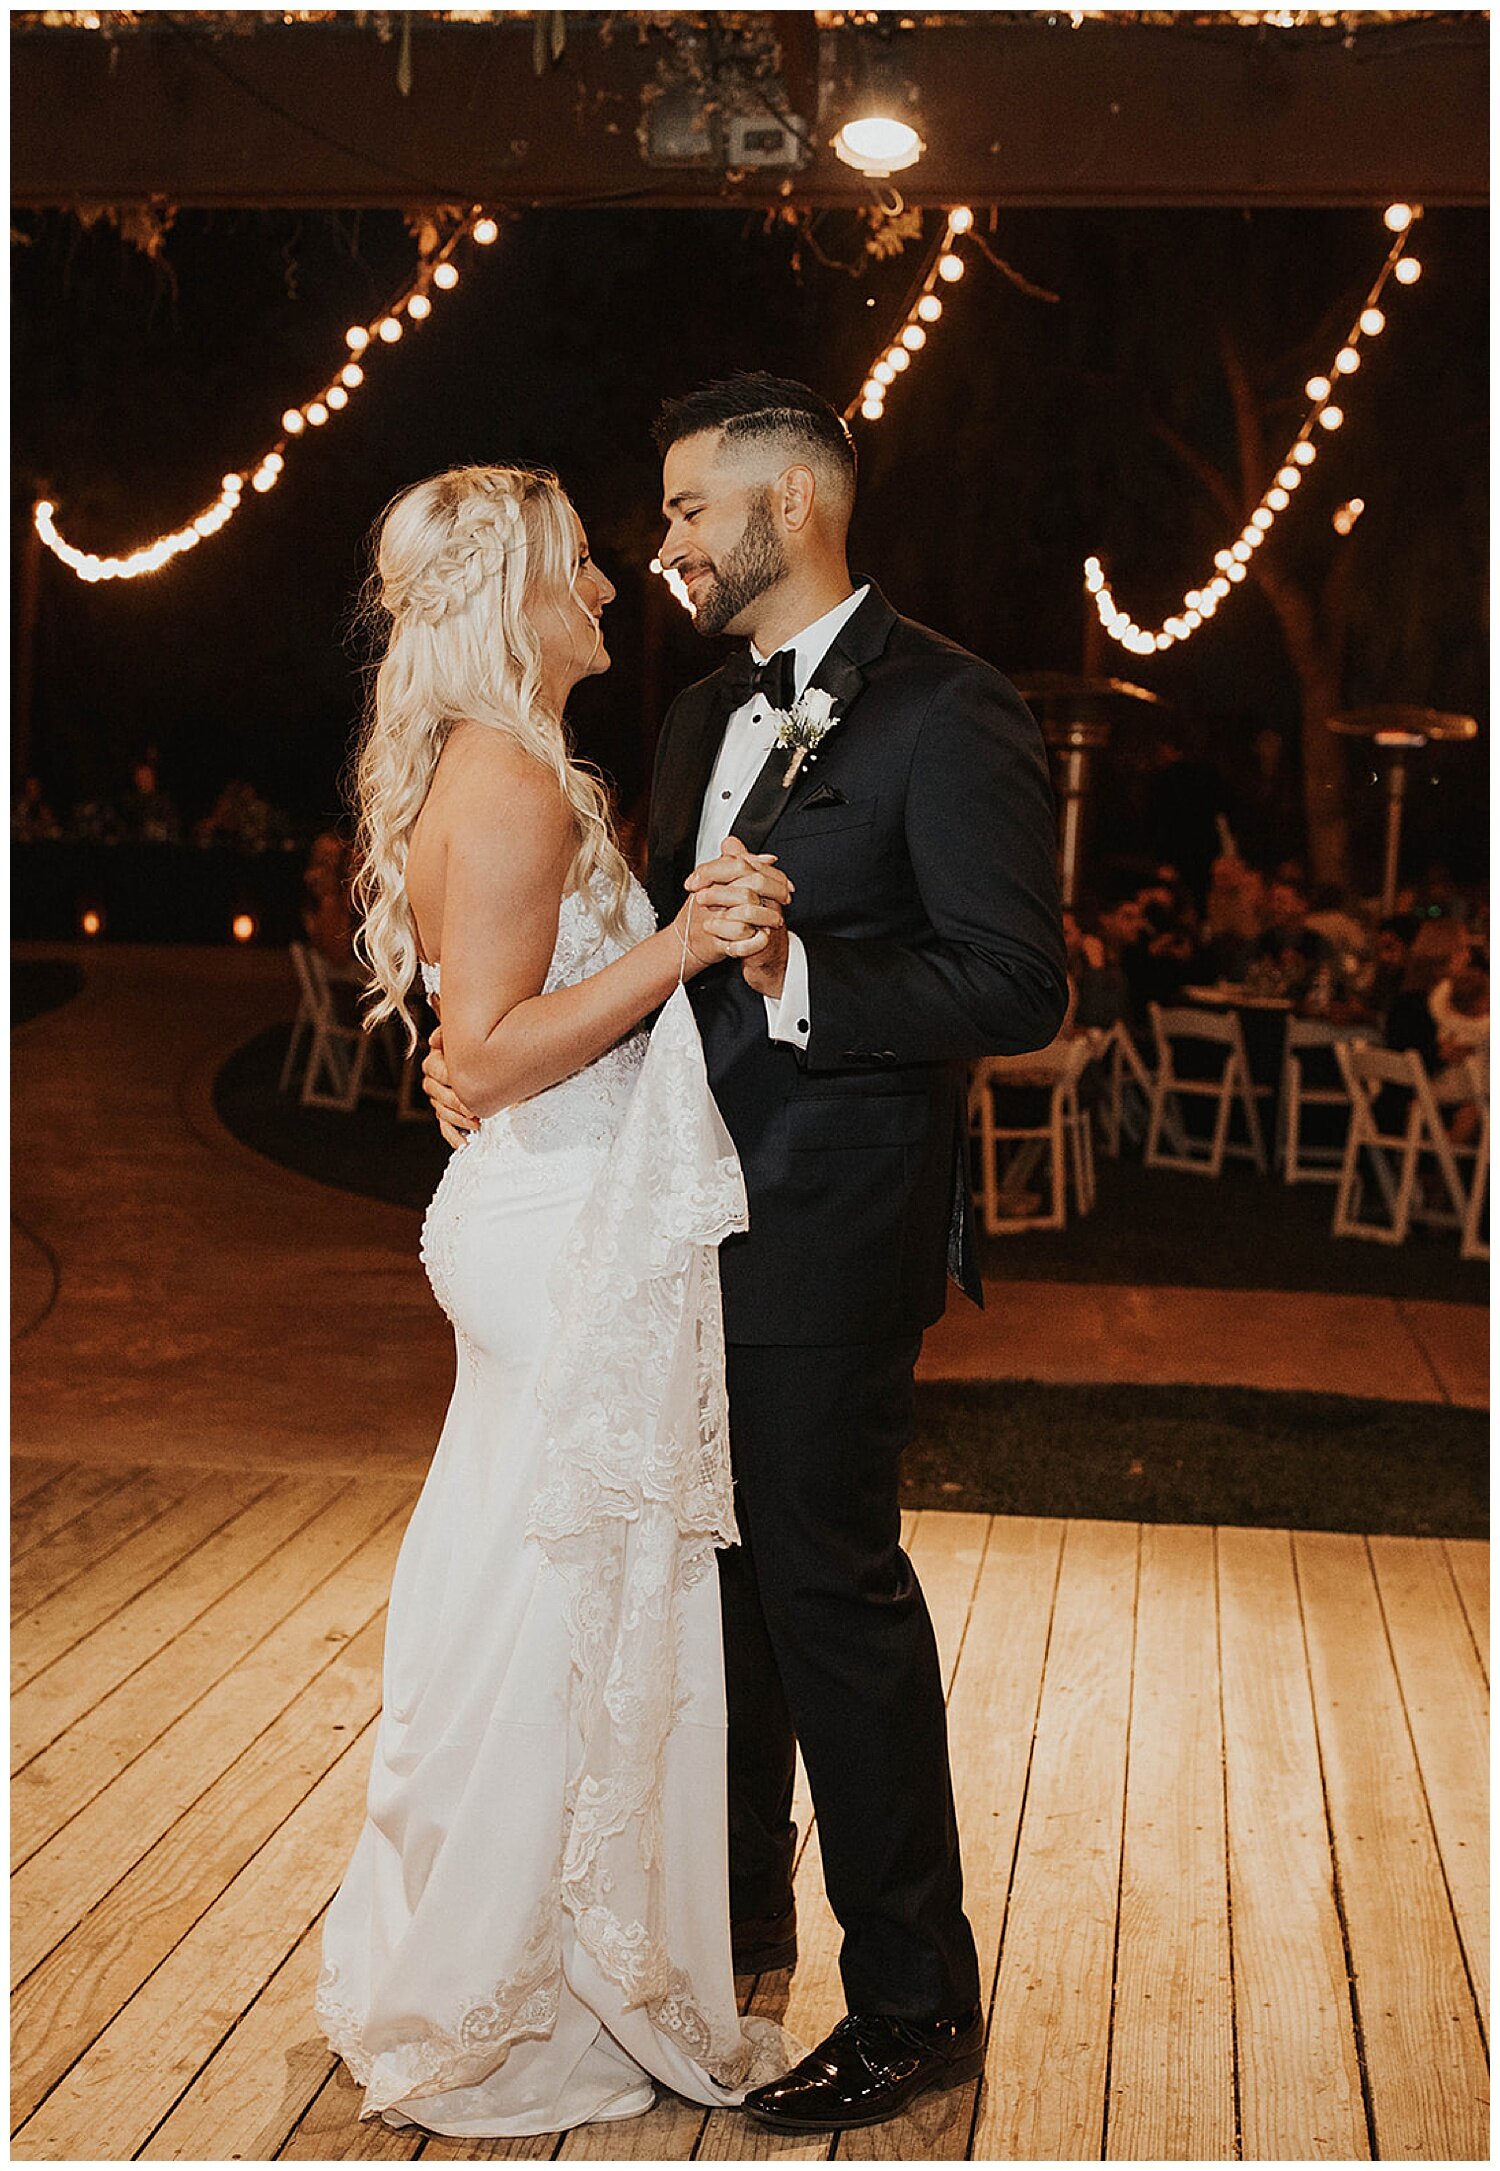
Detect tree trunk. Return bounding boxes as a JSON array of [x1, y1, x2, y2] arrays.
[[1251, 562, 1352, 887]]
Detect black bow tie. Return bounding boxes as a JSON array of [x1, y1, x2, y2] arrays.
[[723, 646, 797, 714]]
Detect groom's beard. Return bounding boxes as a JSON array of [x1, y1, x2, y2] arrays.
[[690, 492, 788, 638]]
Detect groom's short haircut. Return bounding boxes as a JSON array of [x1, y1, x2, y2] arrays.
[[653, 372, 857, 517]]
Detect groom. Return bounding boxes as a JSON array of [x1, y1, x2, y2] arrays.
[[429, 373, 1067, 2130]]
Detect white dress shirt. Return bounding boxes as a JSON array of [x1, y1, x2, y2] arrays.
[[693, 585, 869, 1049]]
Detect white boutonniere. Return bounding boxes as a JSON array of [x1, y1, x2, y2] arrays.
[[773, 686, 841, 789]]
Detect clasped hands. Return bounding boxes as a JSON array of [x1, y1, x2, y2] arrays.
[[421, 837, 792, 1147]]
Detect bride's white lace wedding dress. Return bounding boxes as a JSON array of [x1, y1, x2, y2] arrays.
[[316, 871, 793, 2137]]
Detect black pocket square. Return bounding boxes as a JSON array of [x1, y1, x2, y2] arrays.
[[799, 783, 846, 809]]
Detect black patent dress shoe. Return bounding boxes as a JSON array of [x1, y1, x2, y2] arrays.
[[744, 2008, 985, 2132], [731, 1902, 797, 1974]]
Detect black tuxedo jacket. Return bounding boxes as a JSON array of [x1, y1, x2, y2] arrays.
[[646, 583, 1068, 1346]]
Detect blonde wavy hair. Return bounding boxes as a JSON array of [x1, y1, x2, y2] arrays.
[[351, 464, 633, 1048]]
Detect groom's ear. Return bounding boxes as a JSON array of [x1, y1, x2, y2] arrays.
[[778, 464, 817, 534]]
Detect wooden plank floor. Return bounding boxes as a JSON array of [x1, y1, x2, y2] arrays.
[[10, 1465, 1488, 2161]]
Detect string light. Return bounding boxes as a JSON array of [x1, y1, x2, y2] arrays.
[[1085, 207, 1423, 656], [35, 208, 499, 584], [842, 209, 975, 430]]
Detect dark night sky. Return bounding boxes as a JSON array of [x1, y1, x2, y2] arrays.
[[12, 198, 1489, 880]]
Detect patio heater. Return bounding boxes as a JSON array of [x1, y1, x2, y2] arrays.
[[1013, 674, 1165, 908], [1326, 706, 1479, 916]]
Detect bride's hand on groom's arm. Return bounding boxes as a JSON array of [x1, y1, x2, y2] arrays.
[[422, 1026, 480, 1150]]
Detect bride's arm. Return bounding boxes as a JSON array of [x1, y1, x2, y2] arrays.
[[435, 738, 776, 1120]]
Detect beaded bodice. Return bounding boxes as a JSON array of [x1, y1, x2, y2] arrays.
[[419, 870, 659, 1162]]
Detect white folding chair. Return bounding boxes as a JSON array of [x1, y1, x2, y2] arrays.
[[291, 941, 377, 1111], [1332, 1043, 1472, 1245], [969, 1037, 1095, 1233], [278, 943, 317, 1093], [1145, 1003, 1267, 1177], [1278, 1016, 1365, 1185], [1082, 1019, 1161, 1157], [1460, 1055, 1488, 1262]]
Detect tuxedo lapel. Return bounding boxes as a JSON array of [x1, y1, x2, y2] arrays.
[[729, 587, 892, 857]]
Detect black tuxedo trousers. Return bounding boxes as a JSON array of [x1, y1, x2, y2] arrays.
[[645, 588, 1068, 2021]]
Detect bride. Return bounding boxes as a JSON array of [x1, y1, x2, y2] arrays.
[[315, 463, 796, 2136]]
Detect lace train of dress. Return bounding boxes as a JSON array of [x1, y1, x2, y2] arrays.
[[315, 876, 794, 2136]]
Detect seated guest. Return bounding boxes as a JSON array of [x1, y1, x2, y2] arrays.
[[196, 777, 291, 854], [1252, 874, 1337, 998], [1431, 963, 1489, 1122], [1133, 866, 1199, 1012], [301, 831, 358, 973], [1066, 899, 1133, 1032], [119, 758, 181, 843], [1343, 913, 1419, 1028], [69, 792, 123, 842], [1304, 882, 1369, 983], [12, 775, 61, 840], [1383, 919, 1472, 1076]]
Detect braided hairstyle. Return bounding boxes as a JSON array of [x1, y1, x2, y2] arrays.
[[350, 465, 633, 1048]]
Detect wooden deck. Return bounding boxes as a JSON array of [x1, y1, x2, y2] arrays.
[[10, 1462, 1488, 2161]]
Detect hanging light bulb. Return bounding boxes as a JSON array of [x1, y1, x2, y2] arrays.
[[1277, 466, 1301, 490], [341, 363, 364, 389], [832, 114, 925, 177], [306, 401, 329, 427], [1360, 307, 1386, 336], [1394, 256, 1422, 284], [263, 454, 283, 475], [1293, 441, 1317, 465], [1305, 375, 1331, 402], [1383, 202, 1414, 232], [1251, 508, 1275, 531], [917, 294, 943, 323], [937, 253, 965, 283], [861, 396, 885, 420], [1335, 346, 1361, 373], [948, 206, 974, 235], [407, 292, 432, 321], [472, 216, 499, 245], [1267, 487, 1290, 510], [326, 385, 348, 410], [873, 361, 896, 386], [433, 262, 459, 290], [1332, 497, 1366, 535], [1318, 404, 1344, 430], [346, 325, 370, 352], [378, 317, 403, 343], [282, 408, 305, 434], [886, 347, 911, 372], [901, 324, 926, 351]]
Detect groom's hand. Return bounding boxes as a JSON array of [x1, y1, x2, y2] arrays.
[[684, 838, 791, 982], [686, 837, 792, 1001], [422, 1026, 480, 1149]]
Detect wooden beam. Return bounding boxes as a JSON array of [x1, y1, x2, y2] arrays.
[[9, 15, 1488, 211]]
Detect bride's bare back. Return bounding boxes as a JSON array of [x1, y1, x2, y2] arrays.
[[404, 720, 571, 982]]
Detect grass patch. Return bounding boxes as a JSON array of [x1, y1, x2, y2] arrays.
[[905, 1379, 1487, 1538]]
